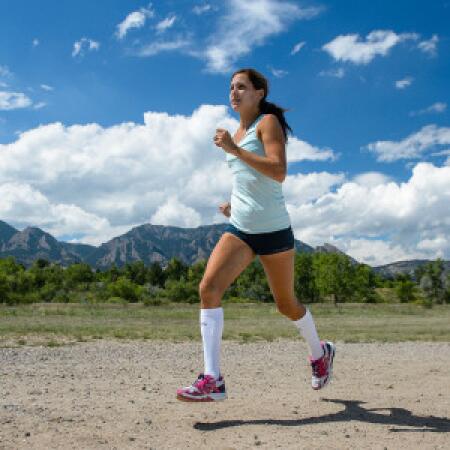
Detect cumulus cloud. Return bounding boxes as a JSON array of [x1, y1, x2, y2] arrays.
[[287, 163, 450, 264], [410, 102, 447, 117], [352, 172, 392, 187], [418, 34, 438, 56], [201, 0, 322, 73], [0, 104, 334, 246], [151, 195, 202, 227], [323, 30, 418, 65], [287, 138, 337, 162], [366, 124, 450, 162], [395, 77, 413, 89], [283, 172, 345, 204], [116, 6, 155, 40], [0, 91, 32, 110], [290, 41, 305, 55], [72, 38, 100, 58], [3, 106, 448, 263]]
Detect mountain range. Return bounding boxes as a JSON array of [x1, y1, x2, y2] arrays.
[[0, 220, 447, 277]]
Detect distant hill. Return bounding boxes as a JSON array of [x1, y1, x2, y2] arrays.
[[373, 260, 450, 279], [0, 226, 83, 267], [0, 220, 18, 247], [1, 219, 447, 274]]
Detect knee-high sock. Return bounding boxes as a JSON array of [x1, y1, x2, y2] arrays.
[[200, 307, 223, 379], [293, 308, 324, 360]]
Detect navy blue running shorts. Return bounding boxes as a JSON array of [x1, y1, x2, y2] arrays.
[[224, 223, 295, 255]]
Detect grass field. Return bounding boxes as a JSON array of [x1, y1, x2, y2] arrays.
[[1, 302, 449, 347]]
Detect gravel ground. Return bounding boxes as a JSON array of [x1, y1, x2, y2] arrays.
[[1, 340, 449, 449]]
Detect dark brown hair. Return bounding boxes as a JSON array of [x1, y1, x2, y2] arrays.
[[231, 68, 293, 141]]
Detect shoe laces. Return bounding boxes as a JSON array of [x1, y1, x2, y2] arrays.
[[193, 374, 215, 392], [311, 354, 327, 378]]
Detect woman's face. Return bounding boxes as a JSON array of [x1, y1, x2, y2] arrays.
[[229, 73, 264, 114]]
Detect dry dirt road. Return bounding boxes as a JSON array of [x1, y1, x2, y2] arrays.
[[1, 340, 449, 449]]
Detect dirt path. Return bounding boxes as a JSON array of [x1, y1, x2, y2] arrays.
[[1, 340, 449, 449]]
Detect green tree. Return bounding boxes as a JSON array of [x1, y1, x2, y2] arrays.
[[65, 263, 94, 287], [108, 277, 141, 302], [395, 278, 416, 303], [0, 273, 11, 303], [164, 257, 188, 281], [147, 262, 166, 287], [294, 253, 317, 303], [313, 253, 355, 304], [123, 261, 147, 285]]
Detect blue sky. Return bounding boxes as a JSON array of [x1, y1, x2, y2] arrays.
[[0, 0, 449, 265]]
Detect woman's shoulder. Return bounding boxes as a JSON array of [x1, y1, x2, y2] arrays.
[[256, 114, 283, 137]]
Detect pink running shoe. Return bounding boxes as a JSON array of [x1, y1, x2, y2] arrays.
[[176, 373, 227, 402], [309, 341, 336, 390]]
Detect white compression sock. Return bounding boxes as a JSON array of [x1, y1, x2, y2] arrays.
[[293, 308, 324, 360], [200, 307, 224, 379]]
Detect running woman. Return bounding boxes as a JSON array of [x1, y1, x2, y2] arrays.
[[177, 68, 335, 402]]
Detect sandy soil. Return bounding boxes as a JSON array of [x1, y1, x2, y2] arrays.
[[1, 340, 449, 449]]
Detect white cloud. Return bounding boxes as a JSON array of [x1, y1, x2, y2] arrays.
[[0, 104, 336, 246], [0, 182, 113, 241], [4, 104, 448, 263], [40, 84, 54, 91], [0, 91, 32, 110], [33, 102, 47, 110], [366, 124, 450, 162], [418, 34, 438, 56], [72, 38, 100, 58], [410, 102, 447, 116], [284, 172, 345, 204], [268, 66, 288, 78], [319, 67, 345, 78], [286, 162, 450, 263], [287, 138, 337, 162], [136, 38, 190, 57], [192, 4, 212, 15], [395, 77, 413, 89], [155, 15, 176, 33], [290, 41, 305, 55], [150, 195, 202, 228], [116, 6, 155, 40], [431, 148, 450, 157], [352, 172, 392, 187], [201, 0, 322, 73], [32, 38, 40, 47], [323, 30, 418, 65]]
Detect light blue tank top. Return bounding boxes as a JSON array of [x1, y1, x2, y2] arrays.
[[226, 114, 291, 233]]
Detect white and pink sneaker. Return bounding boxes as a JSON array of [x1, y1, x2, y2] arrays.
[[176, 373, 227, 402], [309, 341, 336, 390]]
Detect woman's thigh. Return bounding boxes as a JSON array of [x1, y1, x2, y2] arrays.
[[200, 232, 256, 300], [259, 248, 296, 303]]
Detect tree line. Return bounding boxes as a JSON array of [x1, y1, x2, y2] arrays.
[[0, 254, 448, 306]]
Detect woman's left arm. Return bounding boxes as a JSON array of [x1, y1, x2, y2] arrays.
[[215, 115, 287, 183]]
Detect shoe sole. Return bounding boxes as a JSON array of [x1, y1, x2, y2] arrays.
[[312, 341, 336, 390], [176, 392, 227, 402]]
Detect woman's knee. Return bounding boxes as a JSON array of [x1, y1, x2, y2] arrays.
[[276, 297, 304, 319], [199, 279, 223, 307]]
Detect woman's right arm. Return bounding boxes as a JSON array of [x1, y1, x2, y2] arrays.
[[219, 201, 231, 217]]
